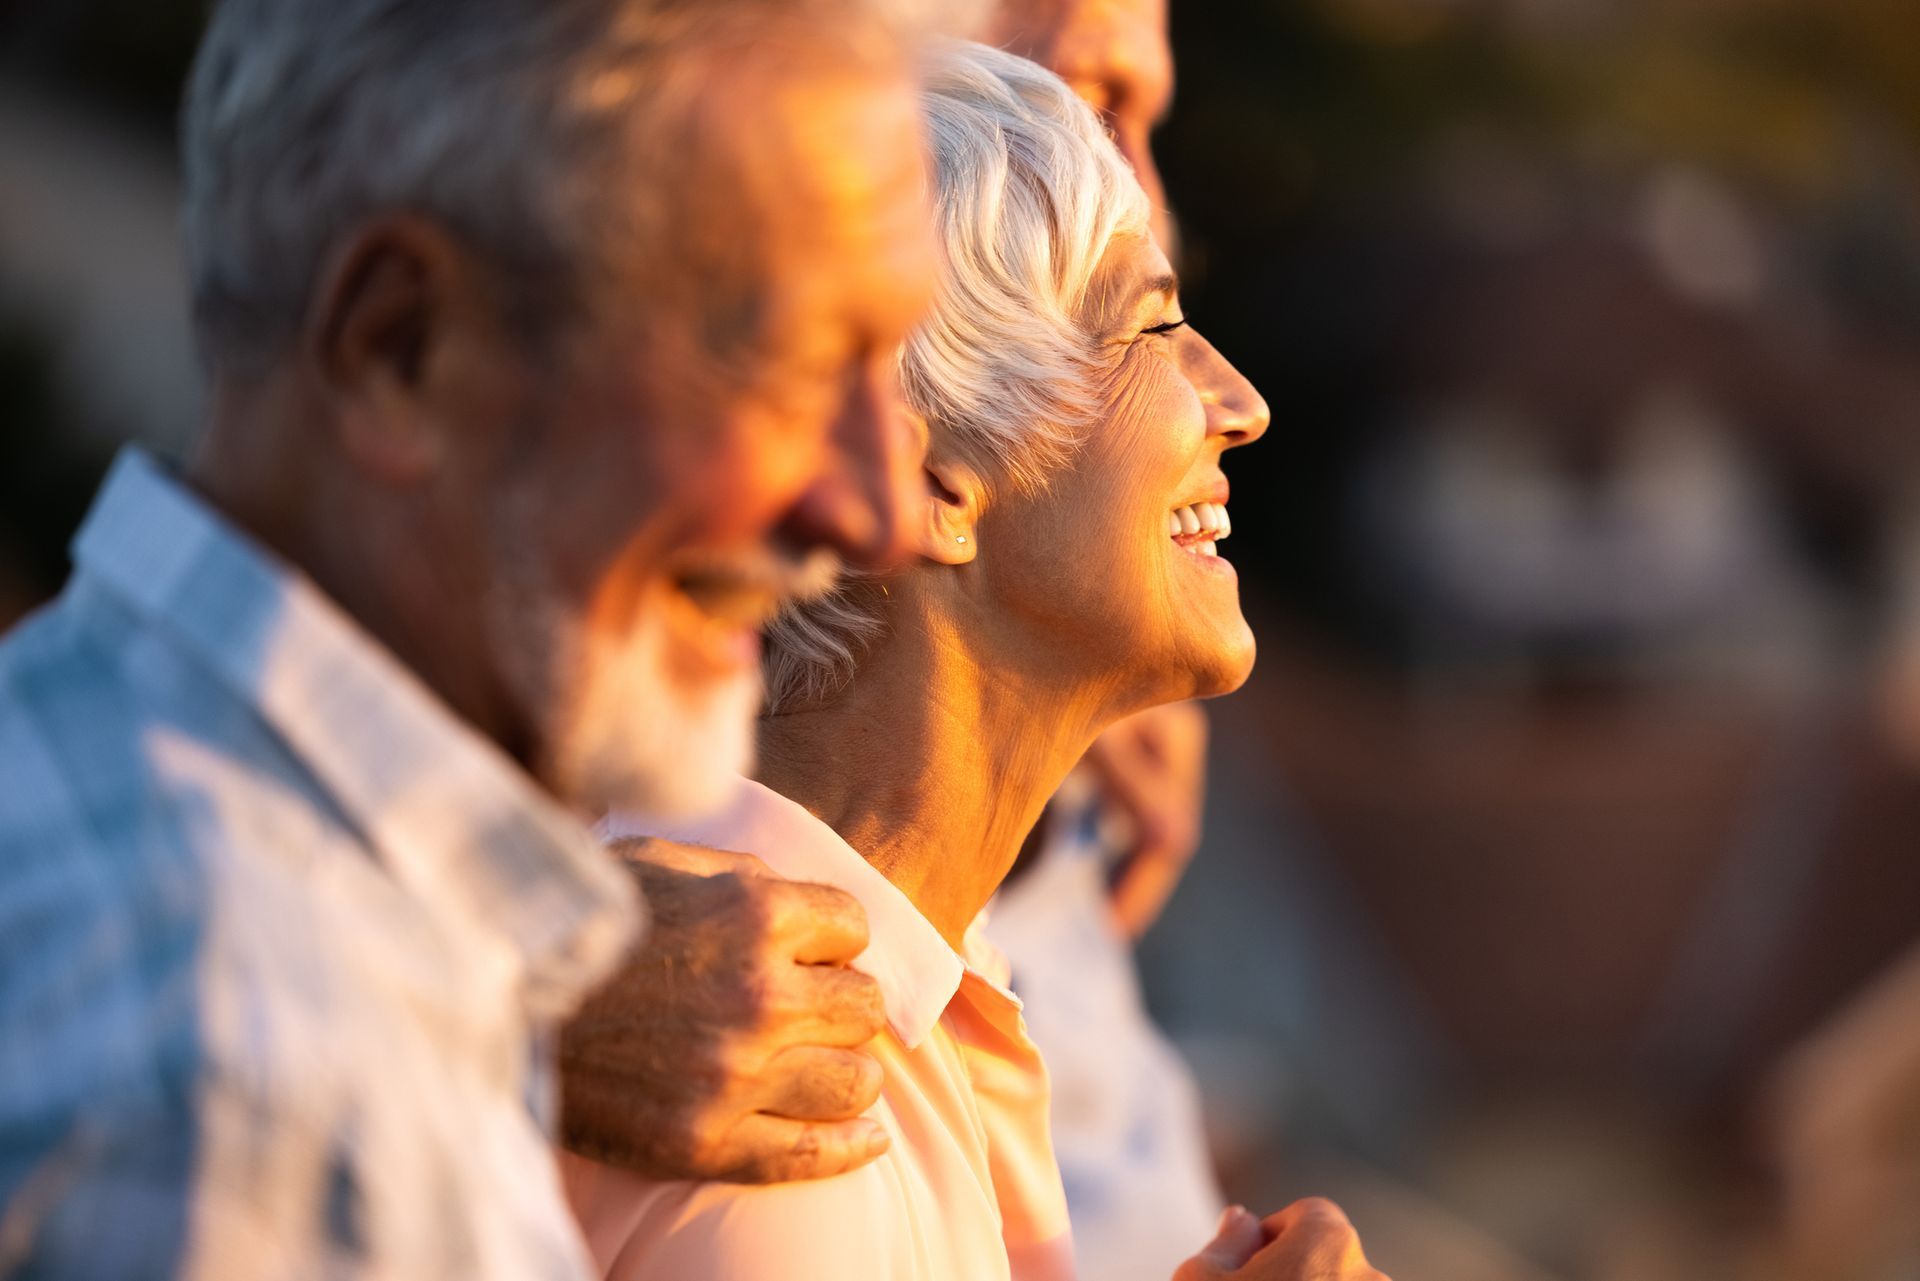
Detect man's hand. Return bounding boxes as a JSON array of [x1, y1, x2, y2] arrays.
[[1083, 701, 1209, 939], [1175, 1201, 1389, 1281], [558, 838, 890, 1184]]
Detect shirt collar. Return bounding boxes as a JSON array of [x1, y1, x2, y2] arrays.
[[604, 778, 1008, 1050], [71, 448, 641, 1020]]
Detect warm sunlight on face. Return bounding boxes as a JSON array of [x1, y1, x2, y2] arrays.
[[975, 231, 1269, 712], [487, 43, 936, 815]]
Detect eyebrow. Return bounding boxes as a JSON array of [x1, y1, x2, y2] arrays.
[[1097, 269, 1181, 340], [1137, 273, 1179, 307]]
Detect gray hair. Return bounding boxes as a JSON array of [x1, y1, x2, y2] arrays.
[[762, 39, 1152, 712], [180, 0, 914, 369]]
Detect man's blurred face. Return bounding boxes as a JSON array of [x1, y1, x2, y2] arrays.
[[484, 42, 936, 816], [988, 0, 1176, 251]]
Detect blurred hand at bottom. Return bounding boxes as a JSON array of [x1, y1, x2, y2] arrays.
[[1765, 943, 1920, 1278], [1175, 1200, 1388, 1281], [1083, 700, 1209, 939]]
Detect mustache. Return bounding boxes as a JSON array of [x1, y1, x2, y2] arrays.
[[672, 545, 844, 605]]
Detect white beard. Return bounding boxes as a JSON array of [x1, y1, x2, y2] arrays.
[[487, 489, 760, 820], [548, 608, 760, 818]]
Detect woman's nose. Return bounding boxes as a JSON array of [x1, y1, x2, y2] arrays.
[[1190, 337, 1270, 448]]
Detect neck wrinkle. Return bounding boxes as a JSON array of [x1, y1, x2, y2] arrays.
[[756, 599, 1114, 952]]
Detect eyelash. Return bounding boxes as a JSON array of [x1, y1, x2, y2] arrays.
[[1142, 319, 1187, 337]]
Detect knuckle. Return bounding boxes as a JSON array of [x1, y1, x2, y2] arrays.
[[718, 963, 782, 1031], [847, 1052, 884, 1109], [710, 1029, 767, 1088], [684, 1104, 757, 1177], [823, 1050, 881, 1113], [833, 901, 872, 951], [829, 969, 886, 1024], [1293, 1196, 1343, 1220], [784, 1123, 825, 1175], [853, 986, 887, 1035], [714, 872, 777, 933]]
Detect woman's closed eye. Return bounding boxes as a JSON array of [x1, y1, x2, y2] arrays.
[[1141, 318, 1187, 338]]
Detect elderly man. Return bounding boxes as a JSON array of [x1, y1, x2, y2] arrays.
[[0, 0, 934, 1275]]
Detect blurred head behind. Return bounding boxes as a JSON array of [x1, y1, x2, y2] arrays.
[[986, 0, 1175, 251], [764, 39, 1266, 737], [179, 0, 936, 816]]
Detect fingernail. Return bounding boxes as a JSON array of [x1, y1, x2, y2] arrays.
[[864, 1124, 891, 1159]]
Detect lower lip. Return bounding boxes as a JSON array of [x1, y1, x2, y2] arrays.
[[1174, 542, 1238, 579]]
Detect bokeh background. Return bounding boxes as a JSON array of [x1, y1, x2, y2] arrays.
[[6, 2, 1920, 1278]]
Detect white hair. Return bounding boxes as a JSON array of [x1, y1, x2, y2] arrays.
[[180, 0, 914, 369], [762, 39, 1152, 713]]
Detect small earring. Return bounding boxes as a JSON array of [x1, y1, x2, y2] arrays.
[[956, 535, 968, 545]]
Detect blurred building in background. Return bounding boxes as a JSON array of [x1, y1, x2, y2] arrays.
[[6, 1, 1920, 1278]]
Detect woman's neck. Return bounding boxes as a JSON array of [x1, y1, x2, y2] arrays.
[[755, 609, 1112, 951]]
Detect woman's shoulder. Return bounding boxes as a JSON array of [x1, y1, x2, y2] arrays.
[[561, 1149, 923, 1281]]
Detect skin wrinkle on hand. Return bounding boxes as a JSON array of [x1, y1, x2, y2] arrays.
[[560, 838, 891, 1182]]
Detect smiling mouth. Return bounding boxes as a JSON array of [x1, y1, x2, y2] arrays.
[[1169, 501, 1230, 559]]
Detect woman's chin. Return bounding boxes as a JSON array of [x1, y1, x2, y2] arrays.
[[1184, 622, 1257, 701], [1204, 646, 1257, 699]]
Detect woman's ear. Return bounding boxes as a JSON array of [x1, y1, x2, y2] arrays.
[[917, 443, 985, 567]]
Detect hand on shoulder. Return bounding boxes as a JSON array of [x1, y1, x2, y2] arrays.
[[559, 838, 891, 1184]]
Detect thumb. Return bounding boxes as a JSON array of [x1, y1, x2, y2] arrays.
[[612, 837, 774, 879], [1179, 1206, 1265, 1278]]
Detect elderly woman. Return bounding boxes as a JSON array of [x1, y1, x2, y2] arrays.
[[563, 39, 1382, 1281]]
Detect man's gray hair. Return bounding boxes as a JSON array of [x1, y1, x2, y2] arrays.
[[180, 0, 917, 368], [763, 39, 1152, 712]]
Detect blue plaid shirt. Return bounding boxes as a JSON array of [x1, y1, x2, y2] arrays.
[[0, 450, 641, 1279]]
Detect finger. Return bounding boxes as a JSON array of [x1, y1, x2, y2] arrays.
[[612, 837, 772, 879], [1087, 702, 1207, 788], [754, 1044, 885, 1121], [1198, 1206, 1266, 1271], [1254, 1198, 1372, 1276], [1108, 840, 1191, 939], [1172, 1206, 1266, 1281], [768, 879, 872, 964], [1262, 1196, 1352, 1237], [784, 963, 888, 1046], [721, 1113, 892, 1184], [1083, 722, 1165, 822]]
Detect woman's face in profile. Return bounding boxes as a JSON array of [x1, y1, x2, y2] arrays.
[[975, 232, 1270, 709]]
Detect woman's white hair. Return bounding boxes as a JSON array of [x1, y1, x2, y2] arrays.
[[763, 38, 1152, 713]]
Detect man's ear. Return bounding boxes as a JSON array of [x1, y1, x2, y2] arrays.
[[918, 442, 986, 567], [308, 216, 496, 485]]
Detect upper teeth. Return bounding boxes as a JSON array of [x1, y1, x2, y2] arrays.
[[1169, 502, 1230, 540]]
